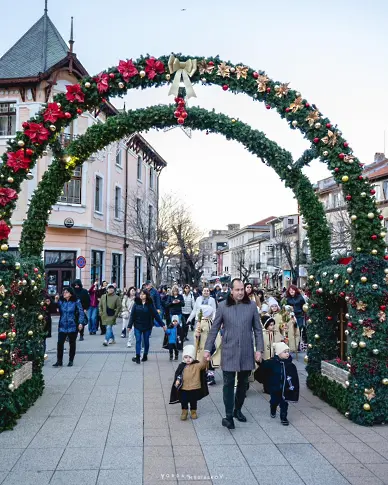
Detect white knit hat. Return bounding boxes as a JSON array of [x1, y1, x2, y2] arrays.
[[182, 345, 196, 361], [171, 315, 179, 322], [273, 342, 290, 356], [261, 303, 269, 313], [268, 297, 279, 308]]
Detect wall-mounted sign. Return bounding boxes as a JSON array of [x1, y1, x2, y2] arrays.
[[76, 256, 86, 269], [64, 217, 74, 228]]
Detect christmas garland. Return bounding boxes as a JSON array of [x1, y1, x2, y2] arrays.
[[0, 54, 385, 428]]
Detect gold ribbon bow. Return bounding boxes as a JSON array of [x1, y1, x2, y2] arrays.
[[168, 55, 197, 99]]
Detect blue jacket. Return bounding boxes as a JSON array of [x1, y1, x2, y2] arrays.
[[166, 326, 178, 344], [57, 298, 85, 333], [150, 287, 161, 310], [129, 301, 164, 332]]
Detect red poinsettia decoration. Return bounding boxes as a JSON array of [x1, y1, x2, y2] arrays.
[[118, 60, 138, 82], [24, 122, 50, 144], [96, 73, 110, 93], [66, 84, 85, 103], [0, 188, 18, 206], [43, 103, 64, 123], [145, 57, 165, 80], [0, 220, 11, 240], [7, 150, 31, 172]]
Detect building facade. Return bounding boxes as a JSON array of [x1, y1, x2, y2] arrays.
[[0, 10, 166, 294]]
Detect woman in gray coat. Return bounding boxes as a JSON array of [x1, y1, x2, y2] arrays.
[[204, 278, 264, 429]]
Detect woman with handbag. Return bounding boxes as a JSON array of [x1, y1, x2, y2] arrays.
[[99, 284, 121, 346], [120, 287, 136, 346]]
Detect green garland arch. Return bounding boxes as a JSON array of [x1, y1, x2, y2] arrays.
[[0, 54, 387, 428]]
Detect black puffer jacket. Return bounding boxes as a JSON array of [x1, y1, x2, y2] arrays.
[[72, 279, 90, 310], [261, 355, 299, 402]]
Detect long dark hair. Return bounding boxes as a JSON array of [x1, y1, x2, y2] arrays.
[[286, 285, 300, 298], [126, 286, 136, 297], [244, 282, 253, 295], [61, 286, 77, 302], [136, 289, 153, 305]]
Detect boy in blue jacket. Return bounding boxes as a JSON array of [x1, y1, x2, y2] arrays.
[[165, 315, 182, 361], [262, 342, 299, 426]]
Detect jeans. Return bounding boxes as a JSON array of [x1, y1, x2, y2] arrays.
[[270, 392, 289, 418], [182, 314, 190, 339], [57, 331, 77, 363], [88, 307, 99, 333], [168, 343, 178, 358], [180, 390, 198, 410], [134, 328, 151, 355], [222, 370, 251, 418], [106, 325, 115, 342]]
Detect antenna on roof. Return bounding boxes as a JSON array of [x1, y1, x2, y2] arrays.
[[44, 0, 48, 14], [69, 17, 74, 53]]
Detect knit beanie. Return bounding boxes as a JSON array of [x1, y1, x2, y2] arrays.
[[273, 342, 290, 355], [268, 297, 279, 308], [182, 344, 196, 361], [171, 315, 179, 322], [262, 315, 275, 329], [261, 303, 269, 313]]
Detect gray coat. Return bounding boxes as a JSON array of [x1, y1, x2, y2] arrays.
[[204, 299, 264, 372]]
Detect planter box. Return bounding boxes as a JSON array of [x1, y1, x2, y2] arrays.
[[321, 361, 349, 388]]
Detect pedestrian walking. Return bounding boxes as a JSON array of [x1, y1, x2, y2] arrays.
[[286, 285, 306, 345], [53, 287, 85, 367], [43, 295, 53, 356], [72, 279, 90, 341], [204, 278, 264, 429], [98, 281, 108, 335], [187, 287, 216, 331], [182, 285, 195, 340], [216, 283, 230, 304], [88, 279, 99, 335], [169, 344, 209, 421], [121, 287, 136, 346], [164, 315, 183, 360], [128, 289, 166, 364], [261, 342, 299, 426], [99, 284, 121, 346], [245, 282, 262, 309], [167, 285, 184, 325]]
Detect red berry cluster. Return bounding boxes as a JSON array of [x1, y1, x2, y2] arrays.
[[174, 97, 188, 125]]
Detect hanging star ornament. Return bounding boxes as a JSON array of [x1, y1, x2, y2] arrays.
[[305, 110, 321, 127], [198, 60, 215, 75], [378, 311, 386, 322], [217, 62, 231, 78], [321, 130, 338, 146], [356, 301, 367, 311], [235, 65, 248, 79], [364, 387, 376, 401], [256, 74, 269, 92], [363, 327, 375, 339], [289, 97, 303, 113]]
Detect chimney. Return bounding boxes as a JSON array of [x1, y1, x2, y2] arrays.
[[227, 224, 240, 232], [374, 152, 386, 163]]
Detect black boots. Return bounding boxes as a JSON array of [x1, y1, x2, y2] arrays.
[[270, 406, 277, 418], [52, 362, 62, 367], [141, 354, 148, 362], [67, 361, 73, 367], [233, 409, 247, 422], [222, 416, 235, 429], [132, 354, 141, 364], [280, 414, 289, 426]]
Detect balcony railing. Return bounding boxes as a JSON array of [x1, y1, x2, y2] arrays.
[[267, 257, 280, 267]]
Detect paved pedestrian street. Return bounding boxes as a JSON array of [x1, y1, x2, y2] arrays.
[[1, 325, 388, 485]]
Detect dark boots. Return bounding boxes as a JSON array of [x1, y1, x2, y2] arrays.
[[141, 354, 148, 362], [132, 354, 141, 364], [52, 362, 62, 367]]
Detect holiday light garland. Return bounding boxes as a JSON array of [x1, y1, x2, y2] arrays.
[[0, 54, 386, 428]]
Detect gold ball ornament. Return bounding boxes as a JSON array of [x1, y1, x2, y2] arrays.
[[345, 411, 350, 418], [2, 313, 8, 318], [380, 232, 387, 238], [139, 70, 146, 78], [165, 74, 171, 80], [0, 369, 4, 375], [307, 319, 312, 324], [359, 341, 366, 348], [17, 140, 25, 147], [317, 288, 323, 293], [367, 212, 375, 219], [49, 125, 56, 132], [323, 151, 329, 156], [30, 280, 35, 285], [345, 380, 350, 387], [361, 192, 367, 197], [22, 280, 27, 286], [118, 82, 125, 89], [15, 262, 20, 270], [292, 120, 298, 127], [38, 314, 44, 321], [363, 403, 371, 411], [315, 122, 321, 129], [372, 284, 378, 290], [342, 175, 349, 183], [360, 276, 367, 283], [33, 286, 37, 291], [329, 279, 334, 284], [314, 334, 320, 340], [334, 273, 339, 280], [308, 343, 313, 349], [302, 304, 309, 312], [347, 267, 353, 274], [384, 268, 388, 274], [351, 341, 358, 348], [0, 244, 8, 251], [309, 275, 314, 280], [7, 177, 14, 183], [322, 272, 327, 277], [382, 378, 388, 385], [356, 247, 362, 252], [304, 355, 308, 363], [350, 215, 357, 221], [84, 81, 91, 88], [28, 330, 33, 336], [371, 249, 378, 255], [345, 330, 349, 335], [8, 383, 14, 391], [56, 103, 61, 108], [315, 281, 320, 286]]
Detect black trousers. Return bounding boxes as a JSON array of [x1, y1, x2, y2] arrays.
[[270, 392, 289, 418], [57, 331, 77, 363], [223, 370, 251, 418], [168, 343, 178, 357], [182, 314, 190, 339], [180, 390, 198, 410]]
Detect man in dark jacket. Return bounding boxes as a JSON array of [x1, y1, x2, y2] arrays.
[[72, 279, 90, 341], [145, 280, 161, 310]]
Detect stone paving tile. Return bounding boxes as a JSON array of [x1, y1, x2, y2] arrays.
[[207, 465, 257, 482], [1, 448, 25, 471], [340, 442, 388, 464], [251, 465, 305, 485], [345, 478, 384, 485], [68, 428, 108, 448], [101, 445, 142, 470], [312, 442, 360, 464], [2, 470, 53, 485], [201, 444, 247, 468], [143, 456, 176, 481], [145, 446, 174, 457], [50, 470, 99, 484], [172, 445, 204, 457], [0, 422, 42, 448], [365, 464, 388, 483], [240, 444, 288, 467], [12, 446, 65, 471], [334, 463, 381, 483], [57, 446, 104, 470]]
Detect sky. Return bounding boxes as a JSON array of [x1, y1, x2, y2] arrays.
[[2, 0, 388, 232]]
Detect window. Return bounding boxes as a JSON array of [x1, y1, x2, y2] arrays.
[[373, 184, 381, 201], [383, 181, 388, 200], [137, 156, 142, 181], [136, 198, 142, 223], [58, 167, 82, 204], [134, 256, 142, 288], [0, 102, 16, 136], [114, 186, 122, 219], [116, 148, 122, 167], [95, 175, 103, 212], [333, 193, 339, 208], [287, 218, 294, 225], [111, 253, 122, 287], [148, 205, 153, 240], [91, 250, 103, 284], [149, 167, 154, 189]]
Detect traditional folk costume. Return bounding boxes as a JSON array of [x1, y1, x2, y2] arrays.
[[195, 305, 221, 385]]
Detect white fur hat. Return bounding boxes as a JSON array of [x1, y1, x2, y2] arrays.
[[268, 297, 279, 308], [273, 342, 290, 356], [171, 315, 179, 322], [182, 344, 196, 361]]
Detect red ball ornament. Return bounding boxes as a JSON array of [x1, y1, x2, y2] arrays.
[[305, 103, 310, 108], [347, 322, 353, 328], [222, 85, 229, 91], [77, 109, 83, 114], [385, 255, 388, 261], [326, 123, 331, 128], [285, 108, 290, 113], [174, 97, 180, 103], [346, 195, 352, 201], [266, 105, 271, 110], [313, 138, 320, 144], [339, 292, 345, 298], [334, 168, 340, 172], [339, 153, 345, 159], [252, 72, 259, 79], [174, 110, 181, 118], [378, 215, 384, 220], [24, 273, 28, 278], [180, 111, 188, 119], [208, 61, 214, 66], [266, 87, 271, 93], [178, 99, 185, 106], [344, 142, 349, 148], [26, 149, 34, 156], [177, 117, 185, 125], [380, 305, 386, 311], [327, 316, 333, 321], [109, 73, 115, 79], [34, 268, 39, 273], [0, 332, 6, 340], [371, 234, 378, 240], [358, 176, 363, 180], [64, 112, 72, 119], [370, 189, 376, 195], [22, 122, 29, 129]]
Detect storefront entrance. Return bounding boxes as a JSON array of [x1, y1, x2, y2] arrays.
[[44, 250, 76, 296]]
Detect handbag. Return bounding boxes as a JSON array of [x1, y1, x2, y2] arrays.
[[105, 295, 115, 317]]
